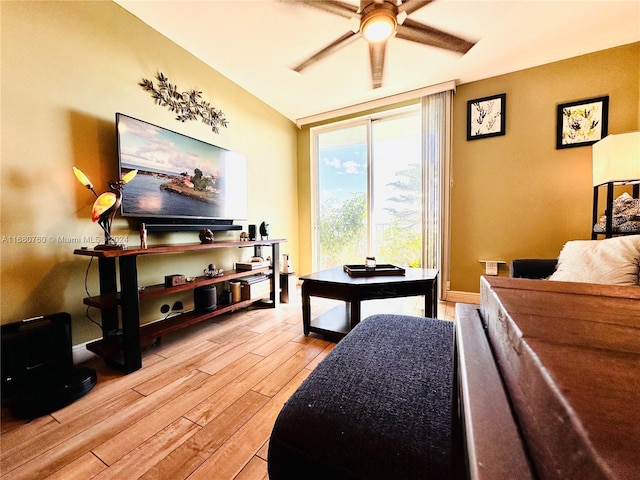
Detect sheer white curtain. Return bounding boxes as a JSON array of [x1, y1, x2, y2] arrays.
[[422, 91, 452, 298]]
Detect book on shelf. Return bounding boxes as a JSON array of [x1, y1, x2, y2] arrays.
[[235, 261, 270, 271], [240, 274, 269, 285]]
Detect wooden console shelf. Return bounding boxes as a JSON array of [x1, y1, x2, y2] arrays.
[[82, 267, 271, 308], [74, 239, 286, 373]]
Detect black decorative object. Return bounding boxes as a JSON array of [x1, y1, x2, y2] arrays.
[[194, 285, 217, 312], [467, 93, 506, 140], [203, 263, 223, 278], [199, 228, 215, 244], [259, 222, 269, 240], [343, 264, 406, 277], [139, 72, 228, 134]]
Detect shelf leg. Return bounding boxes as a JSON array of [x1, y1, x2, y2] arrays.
[[98, 258, 119, 335], [605, 182, 614, 238], [119, 256, 142, 372], [302, 282, 310, 335], [425, 276, 438, 318], [271, 242, 280, 307], [349, 301, 361, 330], [592, 185, 599, 240]]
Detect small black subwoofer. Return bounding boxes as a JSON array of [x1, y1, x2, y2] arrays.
[[1, 312, 97, 418], [194, 285, 217, 312]]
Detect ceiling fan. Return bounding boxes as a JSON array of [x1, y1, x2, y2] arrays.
[[292, 0, 476, 88]]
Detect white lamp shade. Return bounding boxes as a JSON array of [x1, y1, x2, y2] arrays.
[[592, 131, 640, 186]]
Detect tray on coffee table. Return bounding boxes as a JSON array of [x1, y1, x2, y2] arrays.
[[343, 264, 406, 277]]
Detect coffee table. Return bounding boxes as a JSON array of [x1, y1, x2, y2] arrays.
[[300, 266, 438, 338]]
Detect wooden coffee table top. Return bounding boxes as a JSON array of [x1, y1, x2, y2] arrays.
[[300, 266, 438, 285]]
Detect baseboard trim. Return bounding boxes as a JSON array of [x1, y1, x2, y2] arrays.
[[72, 341, 97, 365], [444, 290, 481, 305]]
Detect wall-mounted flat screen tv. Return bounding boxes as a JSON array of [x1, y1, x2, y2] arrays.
[[116, 113, 247, 227]]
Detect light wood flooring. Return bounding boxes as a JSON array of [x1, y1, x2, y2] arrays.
[[1, 292, 455, 480]]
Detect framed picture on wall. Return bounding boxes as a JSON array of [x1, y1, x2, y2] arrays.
[[467, 93, 506, 140], [556, 96, 609, 149]]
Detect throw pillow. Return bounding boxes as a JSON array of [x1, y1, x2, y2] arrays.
[[549, 236, 640, 286]]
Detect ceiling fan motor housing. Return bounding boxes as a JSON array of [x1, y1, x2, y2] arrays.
[[360, 1, 398, 42]]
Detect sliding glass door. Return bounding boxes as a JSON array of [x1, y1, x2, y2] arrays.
[[370, 111, 423, 267], [313, 105, 423, 270], [315, 123, 369, 269], [310, 91, 450, 300]]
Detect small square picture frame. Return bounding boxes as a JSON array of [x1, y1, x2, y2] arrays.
[[467, 93, 506, 140], [556, 96, 609, 149]]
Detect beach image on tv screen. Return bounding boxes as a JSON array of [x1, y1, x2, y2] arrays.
[[117, 114, 247, 220]]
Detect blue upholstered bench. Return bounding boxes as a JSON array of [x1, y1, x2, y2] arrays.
[[268, 314, 457, 480]]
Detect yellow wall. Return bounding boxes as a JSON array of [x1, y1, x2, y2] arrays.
[[450, 43, 639, 293], [1, 1, 298, 344]]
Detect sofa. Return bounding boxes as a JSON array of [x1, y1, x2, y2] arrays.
[[510, 258, 557, 279], [511, 235, 640, 285], [268, 314, 461, 480]]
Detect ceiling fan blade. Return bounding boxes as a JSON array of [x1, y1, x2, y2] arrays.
[[396, 18, 475, 54], [299, 0, 359, 19], [368, 41, 387, 89], [292, 31, 360, 72], [397, 0, 435, 17]]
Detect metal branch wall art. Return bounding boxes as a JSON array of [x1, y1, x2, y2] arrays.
[[139, 72, 228, 134]]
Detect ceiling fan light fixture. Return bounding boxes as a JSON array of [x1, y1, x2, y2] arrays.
[[360, 8, 397, 43]]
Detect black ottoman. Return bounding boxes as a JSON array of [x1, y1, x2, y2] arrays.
[[268, 314, 456, 480]]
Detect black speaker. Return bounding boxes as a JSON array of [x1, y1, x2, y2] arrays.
[[248, 224, 256, 241], [194, 285, 217, 312], [1, 313, 97, 418]]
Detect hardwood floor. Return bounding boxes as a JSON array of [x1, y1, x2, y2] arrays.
[[1, 292, 455, 480]]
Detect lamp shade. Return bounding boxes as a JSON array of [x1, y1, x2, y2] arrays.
[[592, 131, 640, 186], [72, 166, 93, 189]]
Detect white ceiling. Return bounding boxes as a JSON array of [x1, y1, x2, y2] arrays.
[[115, 0, 640, 123]]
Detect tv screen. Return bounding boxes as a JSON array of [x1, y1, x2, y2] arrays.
[[116, 113, 248, 224]]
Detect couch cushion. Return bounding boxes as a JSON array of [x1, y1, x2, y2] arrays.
[[268, 314, 455, 480], [548, 236, 640, 285]]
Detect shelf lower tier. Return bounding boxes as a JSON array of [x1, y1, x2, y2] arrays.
[[307, 304, 351, 339], [83, 268, 271, 308], [86, 293, 272, 367], [139, 294, 271, 343]]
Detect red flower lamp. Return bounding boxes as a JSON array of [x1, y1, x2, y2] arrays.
[[73, 167, 137, 249]]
